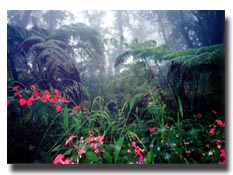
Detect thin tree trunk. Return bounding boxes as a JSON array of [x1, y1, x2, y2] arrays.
[[20, 10, 32, 28], [179, 11, 193, 48], [157, 12, 169, 50]]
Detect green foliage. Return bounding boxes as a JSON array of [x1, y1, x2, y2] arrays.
[[114, 40, 166, 67], [113, 137, 124, 163], [164, 44, 224, 68]]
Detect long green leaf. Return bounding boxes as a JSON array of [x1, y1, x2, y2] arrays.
[[63, 106, 69, 130], [114, 137, 124, 163]]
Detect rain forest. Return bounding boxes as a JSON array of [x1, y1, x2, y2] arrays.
[[7, 10, 225, 164]]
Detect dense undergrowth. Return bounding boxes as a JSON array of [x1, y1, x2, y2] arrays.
[[7, 81, 225, 164], [7, 21, 225, 164]]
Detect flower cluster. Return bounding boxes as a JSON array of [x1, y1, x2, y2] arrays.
[[72, 105, 91, 114], [207, 113, 225, 165], [130, 141, 145, 163], [53, 154, 73, 164], [53, 130, 105, 164], [8, 85, 70, 113]]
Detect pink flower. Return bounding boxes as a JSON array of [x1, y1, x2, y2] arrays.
[[30, 85, 36, 91], [138, 153, 144, 163], [65, 135, 77, 146], [86, 137, 95, 144], [78, 148, 86, 158], [149, 128, 155, 133], [63, 158, 73, 164], [53, 154, 65, 164], [197, 113, 203, 117], [131, 141, 137, 149], [165, 123, 169, 129], [218, 160, 226, 165], [216, 119, 225, 127], [19, 98, 27, 106], [212, 139, 223, 144], [220, 148, 225, 158], [7, 100, 10, 107], [55, 105, 61, 113], [96, 135, 104, 144], [95, 148, 100, 154], [209, 128, 215, 135], [54, 89, 60, 97], [13, 85, 20, 91], [211, 110, 217, 115]]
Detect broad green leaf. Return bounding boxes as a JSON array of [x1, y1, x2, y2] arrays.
[[114, 137, 124, 163], [145, 151, 153, 163], [64, 149, 73, 156], [86, 151, 99, 163], [103, 151, 112, 163]]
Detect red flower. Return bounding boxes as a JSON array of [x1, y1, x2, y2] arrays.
[[15, 91, 23, 98], [50, 96, 58, 103], [211, 110, 217, 115], [33, 90, 40, 98], [13, 85, 20, 91], [220, 148, 225, 158], [72, 105, 82, 112], [53, 154, 65, 164], [59, 97, 70, 103], [209, 128, 215, 135], [216, 119, 225, 127], [7, 100, 10, 107], [65, 135, 77, 146], [55, 105, 61, 113], [149, 127, 155, 133], [27, 96, 34, 106], [54, 89, 60, 97], [19, 98, 27, 106], [42, 90, 51, 102]]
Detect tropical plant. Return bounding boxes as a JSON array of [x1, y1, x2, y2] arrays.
[[164, 44, 224, 116], [7, 22, 104, 104]]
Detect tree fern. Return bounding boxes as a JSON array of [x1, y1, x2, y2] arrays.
[[164, 44, 224, 69], [114, 40, 166, 67]]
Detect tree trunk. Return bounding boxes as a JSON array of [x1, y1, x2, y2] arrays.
[[20, 10, 32, 28], [157, 12, 169, 50], [179, 11, 194, 48]]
